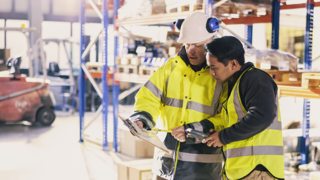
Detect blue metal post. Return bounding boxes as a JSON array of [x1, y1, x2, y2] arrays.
[[301, 0, 314, 165], [205, 0, 214, 16], [113, 0, 120, 152], [62, 86, 65, 108], [102, 0, 109, 149], [271, 0, 280, 49], [301, 99, 311, 164], [79, 0, 86, 142], [304, 0, 314, 70], [245, 25, 253, 48]]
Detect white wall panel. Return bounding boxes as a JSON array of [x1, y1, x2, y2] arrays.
[[15, 0, 28, 13], [0, 0, 12, 12], [5, 20, 29, 68], [253, 24, 267, 49], [53, 0, 79, 16], [0, 19, 4, 49], [42, 0, 50, 14]]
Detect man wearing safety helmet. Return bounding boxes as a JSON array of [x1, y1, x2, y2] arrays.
[[128, 12, 227, 180]]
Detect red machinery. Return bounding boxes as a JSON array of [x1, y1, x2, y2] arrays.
[[0, 56, 56, 126]]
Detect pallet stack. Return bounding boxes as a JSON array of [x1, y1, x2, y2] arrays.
[[264, 70, 302, 86], [165, 0, 271, 18]]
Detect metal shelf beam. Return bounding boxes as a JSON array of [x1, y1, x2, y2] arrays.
[[115, 11, 204, 26]]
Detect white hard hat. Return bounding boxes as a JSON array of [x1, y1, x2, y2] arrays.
[[176, 12, 220, 44]]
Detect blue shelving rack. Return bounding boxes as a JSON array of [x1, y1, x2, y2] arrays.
[[301, 0, 315, 165], [112, 0, 120, 152]]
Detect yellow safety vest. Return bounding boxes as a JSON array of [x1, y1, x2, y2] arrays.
[[134, 55, 227, 131], [222, 67, 284, 180]]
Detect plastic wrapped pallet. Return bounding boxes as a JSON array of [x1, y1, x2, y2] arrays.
[[231, 0, 272, 6], [245, 49, 299, 72], [118, 0, 166, 19]]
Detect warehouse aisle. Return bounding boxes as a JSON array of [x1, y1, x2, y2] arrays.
[[0, 111, 118, 180]]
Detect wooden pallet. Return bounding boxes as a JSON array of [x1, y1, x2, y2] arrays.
[[116, 57, 141, 66], [85, 62, 104, 71], [264, 70, 302, 86], [167, 3, 203, 13], [117, 65, 139, 74], [214, 3, 270, 18], [139, 66, 158, 76], [301, 73, 320, 89]]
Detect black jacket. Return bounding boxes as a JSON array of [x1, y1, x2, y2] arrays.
[[219, 62, 278, 173], [219, 62, 278, 144]]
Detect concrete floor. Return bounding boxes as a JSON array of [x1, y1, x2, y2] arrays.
[[0, 110, 122, 180], [0, 107, 316, 180]]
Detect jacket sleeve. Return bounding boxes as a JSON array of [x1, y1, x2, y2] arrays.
[[219, 70, 278, 145], [129, 60, 171, 129]]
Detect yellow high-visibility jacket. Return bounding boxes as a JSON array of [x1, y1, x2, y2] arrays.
[[222, 66, 284, 180], [130, 48, 227, 180]]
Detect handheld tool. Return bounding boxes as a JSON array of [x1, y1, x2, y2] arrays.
[[185, 128, 209, 140]]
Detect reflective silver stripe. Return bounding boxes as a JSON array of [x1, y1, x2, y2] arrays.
[[234, 81, 246, 121], [224, 146, 284, 159], [193, 122, 203, 132], [136, 114, 155, 129], [267, 95, 282, 130], [164, 77, 169, 105], [212, 82, 223, 115], [165, 98, 183, 108], [267, 121, 282, 130], [163, 61, 176, 106], [171, 61, 176, 72], [164, 151, 223, 163], [187, 82, 223, 116], [144, 80, 163, 99]]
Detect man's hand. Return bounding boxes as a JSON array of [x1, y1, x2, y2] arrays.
[[171, 126, 186, 142], [134, 121, 144, 129], [202, 131, 223, 147]]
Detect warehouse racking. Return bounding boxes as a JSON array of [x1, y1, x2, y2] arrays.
[[78, 0, 318, 164]]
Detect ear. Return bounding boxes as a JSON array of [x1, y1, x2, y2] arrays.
[[230, 59, 238, 69]]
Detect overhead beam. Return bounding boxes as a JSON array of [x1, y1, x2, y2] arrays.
[[281, 2, 320, 10], [222, 15, 271, 25]]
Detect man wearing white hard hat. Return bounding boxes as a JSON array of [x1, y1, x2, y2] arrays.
[[128, 12, 226, 180]]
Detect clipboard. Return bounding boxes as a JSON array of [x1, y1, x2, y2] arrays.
[[118, 115, 171, 155]]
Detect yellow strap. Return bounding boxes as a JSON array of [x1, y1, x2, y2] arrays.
[[151, 128, 172, 133], [173, 141, 180, 176]]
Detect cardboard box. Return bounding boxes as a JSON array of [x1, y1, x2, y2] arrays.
[[129, 164, 153, 180], [119, 129, 155, 158], [117, 159, 153, 180], [310, 172, 320, 180]]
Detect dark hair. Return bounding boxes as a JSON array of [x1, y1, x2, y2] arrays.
[[205, 36, 245, 66]]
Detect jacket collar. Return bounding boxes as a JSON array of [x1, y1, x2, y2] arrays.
[[228, 62, 254, 96], [231, 62, 254, 84], [177, 46, 208, 72]]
